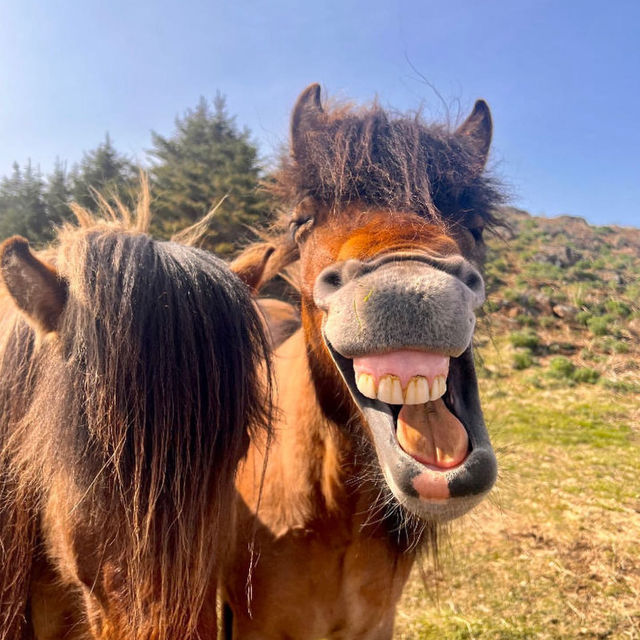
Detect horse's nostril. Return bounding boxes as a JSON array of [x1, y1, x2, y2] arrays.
[[314, 266, 346, 308], [465, 271, 482, 292], [320, 269, 342, 291]]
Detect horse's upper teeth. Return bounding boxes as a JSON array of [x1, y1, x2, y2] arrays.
[[356, 372, 377, 399], [355, 373, 447, 405], [405, 376, 429, 404], [430, 375, 447, 402]]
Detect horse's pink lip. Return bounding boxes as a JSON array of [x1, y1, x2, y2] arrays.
[[412, 470, 451, 501], [352, 350, 450, 389]]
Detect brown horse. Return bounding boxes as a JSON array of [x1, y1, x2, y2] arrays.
[[223, 85, 502, 638], [0, 192, 272, 639]]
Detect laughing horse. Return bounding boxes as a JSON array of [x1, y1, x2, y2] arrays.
[[223, 84, 502, 638]]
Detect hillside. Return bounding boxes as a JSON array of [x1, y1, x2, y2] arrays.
[[480, 207, 640, 391], [396, 209, 640, 639]]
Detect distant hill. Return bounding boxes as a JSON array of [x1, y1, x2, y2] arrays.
[[478, 207, 640, 391]]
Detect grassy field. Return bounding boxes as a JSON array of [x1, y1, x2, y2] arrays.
[[394, 337, 640, 639]]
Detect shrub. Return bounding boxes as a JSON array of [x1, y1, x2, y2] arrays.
[[581, 349, 604, 362], [601, 379, 640, 393], [512, 351, 534, 370], [613, 341, 630, 354], [604, 299, 631, 318], [576, 310, 592, 326], [587, 315, 610, 336], [573, 367, 600, 384], [509, 331, 540, 350], [515, 314, 536, 327], [548, 356, 575, 379], [598, 337, 630, 354], [547, 356, 601, 385], [524, 261, 563, 281]]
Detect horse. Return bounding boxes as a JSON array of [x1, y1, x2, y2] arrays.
[[223, 84, 503, 638], [0, 188, 272, 640]]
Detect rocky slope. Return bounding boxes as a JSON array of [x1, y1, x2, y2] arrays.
[[479, 207, 640, 390]]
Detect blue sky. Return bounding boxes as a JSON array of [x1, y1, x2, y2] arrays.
[[1, 0, 638, 226]]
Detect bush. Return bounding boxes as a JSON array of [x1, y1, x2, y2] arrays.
[[484, 299, 501, 313], [524, 261, 563, 281], [604, 299, 631, 318], [547, 356, 601, 385], [580, 349, 604, 363], [576, 310, 592, 326], [512, 351, 534, 370], [573, 367, 600, 384], [539, 316, 556, 328], [509, 331, 540, 350], [515, 314, 536, 327], [598, 337, 630, 354], [613, 341, 630, 354], [587, 315, 610, 336], [548, 356, 575, 379]]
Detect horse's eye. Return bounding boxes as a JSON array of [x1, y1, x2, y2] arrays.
[[289, 216, 315, 243]]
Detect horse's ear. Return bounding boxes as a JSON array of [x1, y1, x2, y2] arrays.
[[455, 99, 492, 172], [291, 83, 324, 160], [231, 240, 300, 293], [230, 243, 277, 292], [0, 236, 67, 333]]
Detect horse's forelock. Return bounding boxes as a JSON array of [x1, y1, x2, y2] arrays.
[[271, 100, 503, 229]]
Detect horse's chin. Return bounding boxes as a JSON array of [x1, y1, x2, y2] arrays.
[[325, 340, 497, 524]]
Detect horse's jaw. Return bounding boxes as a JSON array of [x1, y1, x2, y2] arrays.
[[327, 343, 496, 523]]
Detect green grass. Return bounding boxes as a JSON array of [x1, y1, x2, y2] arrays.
[[394, 344, 640, 639], [395, 210, 640, 639]]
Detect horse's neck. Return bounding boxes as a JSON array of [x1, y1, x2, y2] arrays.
[[238, 328, 373, 533]]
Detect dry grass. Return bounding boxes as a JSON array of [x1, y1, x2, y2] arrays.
[[394, 341, 640, 639]]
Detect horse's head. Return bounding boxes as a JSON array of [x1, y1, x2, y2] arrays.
[[277, 85, 500, 523]]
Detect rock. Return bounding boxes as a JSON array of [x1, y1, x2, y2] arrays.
[[533, 245, 582, 268], [552, 304, 578, 320]]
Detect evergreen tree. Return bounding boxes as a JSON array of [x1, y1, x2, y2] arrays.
[[45, 158, 72, 227], [149, 94, 270, 255], [0, 161, 50, 244], [71, 134, 138, 211]]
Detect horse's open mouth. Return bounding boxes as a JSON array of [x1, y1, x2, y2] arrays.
[[326, 340, 497, 521], [353, 350, 469, 473]]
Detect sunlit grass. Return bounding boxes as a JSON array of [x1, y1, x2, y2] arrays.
[[394, 342, 640, 639]]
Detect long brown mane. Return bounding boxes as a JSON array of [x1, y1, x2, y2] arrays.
[[0, 194, 272, 638]]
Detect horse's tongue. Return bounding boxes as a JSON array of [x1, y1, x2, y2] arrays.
[[397, 400, 468, 469]]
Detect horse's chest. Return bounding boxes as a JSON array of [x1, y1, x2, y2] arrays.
[[232, 526, 414, 639]]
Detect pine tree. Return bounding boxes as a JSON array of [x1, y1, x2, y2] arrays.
[[71, 134, 138, 211], [45, 158, 72, 227], [0, 161, 50, 244], [149, 94, 270, 255]]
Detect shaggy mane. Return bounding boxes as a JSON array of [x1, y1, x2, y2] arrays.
[[0, 183, 272, 639], [270, 100, 503, 228]]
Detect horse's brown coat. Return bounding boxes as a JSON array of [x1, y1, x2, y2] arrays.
[[0, 195, 272, 640], [223, 85, 502, 638]]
